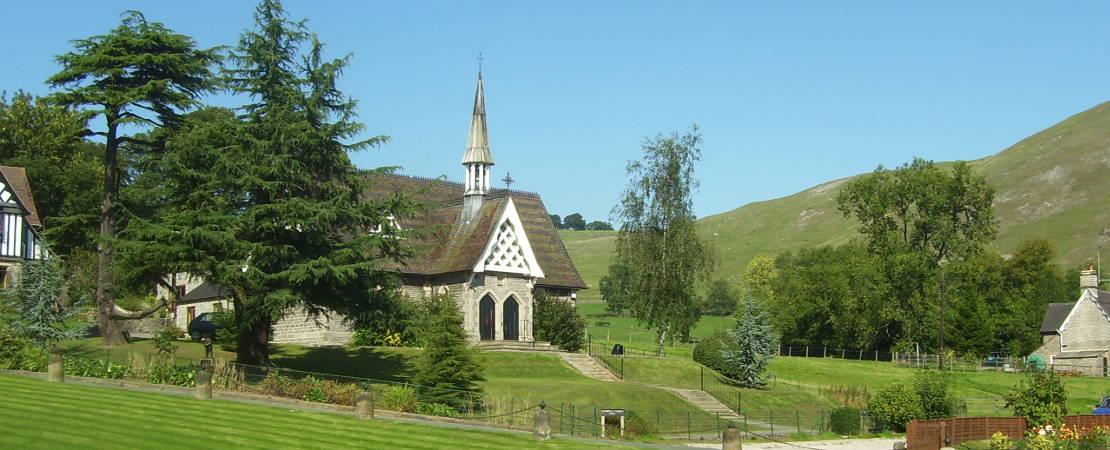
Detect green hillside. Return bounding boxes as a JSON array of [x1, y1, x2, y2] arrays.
[[563, 101, 1110, 293]]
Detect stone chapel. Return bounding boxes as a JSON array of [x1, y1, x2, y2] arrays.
[[162, 72, 587, 345]]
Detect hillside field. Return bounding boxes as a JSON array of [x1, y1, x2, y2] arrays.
[[562, 101, 1110, 291]]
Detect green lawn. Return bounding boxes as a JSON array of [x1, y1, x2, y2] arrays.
[[0, 374, 618, 449], [578, 302, 735, 357]]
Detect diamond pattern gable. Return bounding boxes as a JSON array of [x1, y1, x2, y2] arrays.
[[473, 197, 544, 278]]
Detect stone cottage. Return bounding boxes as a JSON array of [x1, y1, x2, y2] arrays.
[[158, 71, 586, 345], [0, 166, 47, 287], [1033, 267, 1110, 376]]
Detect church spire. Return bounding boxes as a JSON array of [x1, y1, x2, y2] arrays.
[[462, 69, 494, 224], [462, 72, 494, 166]]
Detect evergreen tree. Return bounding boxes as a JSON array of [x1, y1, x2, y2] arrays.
[[120, 0, 414, 365], [412, 294, 484, 409], [612, 126, 713, 356], [47, 11, 220, 346], [6, 258, 86, 352], [721, 295, 778, 388]]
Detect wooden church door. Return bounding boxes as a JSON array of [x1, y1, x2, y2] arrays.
[[479, 295, 495, 340], [503, 297, 519, 341]]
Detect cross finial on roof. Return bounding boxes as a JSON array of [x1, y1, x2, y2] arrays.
[[502, 172, 515, 190], [477, 52, 483, 73]]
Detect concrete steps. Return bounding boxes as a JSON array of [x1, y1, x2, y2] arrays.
[[558, 353, 619, 381], [662, 388, 744, 421], [473, 340, 561, 353]]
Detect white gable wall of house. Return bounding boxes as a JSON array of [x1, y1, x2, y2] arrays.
[[1059, 290, 1110, 353]]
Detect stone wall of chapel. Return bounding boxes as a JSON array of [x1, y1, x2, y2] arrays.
[[1060, 294, 1110, 352], [467, 273, 534, 341]]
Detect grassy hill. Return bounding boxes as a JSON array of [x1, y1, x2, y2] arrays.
[[563, 101, 1110, 292]]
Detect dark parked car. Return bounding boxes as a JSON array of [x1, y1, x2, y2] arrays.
[[188, 312, 219, 341], [1095, 396, 1110, 416]]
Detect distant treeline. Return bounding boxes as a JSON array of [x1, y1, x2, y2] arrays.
[[548, 213, 612, 231]]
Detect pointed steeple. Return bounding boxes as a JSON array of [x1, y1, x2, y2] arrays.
[[462, 72, 495, 165]]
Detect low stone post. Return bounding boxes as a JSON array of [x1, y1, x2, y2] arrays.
[[722, 423, 742, 450], [533, 401, 551, 441], [47, 351, 64, 383], [356, 389, 375, 420], [195, 368, 212, 400]]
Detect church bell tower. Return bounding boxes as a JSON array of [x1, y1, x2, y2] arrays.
[[462, 71, 494, 224]]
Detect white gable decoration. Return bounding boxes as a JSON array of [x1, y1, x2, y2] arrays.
[[473, 198, 544, 278], [0, 182, 14, 204]]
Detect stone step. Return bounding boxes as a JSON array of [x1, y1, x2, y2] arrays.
[[558, 353, 618, 381], [661, 388, 744, 420]]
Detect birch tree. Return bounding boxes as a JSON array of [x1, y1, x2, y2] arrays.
[[611, 126, 713, 356]]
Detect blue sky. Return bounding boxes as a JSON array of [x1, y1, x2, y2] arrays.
[[2, 2, 1109, 221]]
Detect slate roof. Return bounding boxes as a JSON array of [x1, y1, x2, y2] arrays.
[[368, 173, 587, 289], [1099, 291, 1110, 316], [180, 281, 229, 303], [0, 166, 40, 227], [1041, 303, 1075, 334]]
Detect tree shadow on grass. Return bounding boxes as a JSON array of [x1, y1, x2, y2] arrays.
[[269, 346, 418, 383]]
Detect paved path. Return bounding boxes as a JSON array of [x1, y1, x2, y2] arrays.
[[559, 352, 620, 381], [686, 437, 902, 450]]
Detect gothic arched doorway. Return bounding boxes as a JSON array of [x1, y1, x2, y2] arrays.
[[503, 297, 519, 341], [479, 295, 495, 340]]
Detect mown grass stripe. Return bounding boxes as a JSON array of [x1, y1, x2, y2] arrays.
[[0, 384, 511, 450], [0, 421, 85, 450], [0, 378, 572, 450], [0, 398, 231, 450], [0, 378, 559, 450], [0, 394, 341, 450]]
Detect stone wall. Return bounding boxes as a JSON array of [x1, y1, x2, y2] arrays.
[[271, 307, 352, 346], [1051, 353, 1108, 377], [1032, 334, 1061, 360], [465, 273, 534, 342], [1060, 293, 1110, 352]]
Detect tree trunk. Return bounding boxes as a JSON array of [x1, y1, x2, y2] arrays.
[[657, 328, 667, 358], [97, 111, 124, 347], [236, 318, 270, 366], [233, 293, 270, 366]]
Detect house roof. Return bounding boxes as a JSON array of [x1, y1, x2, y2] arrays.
[[1099, 291, 1110, 316], [180, 281, 229, 303], [1041, 303, 1074, 334], [368, 173, 587, 289], [0, 166, 40, 227]]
